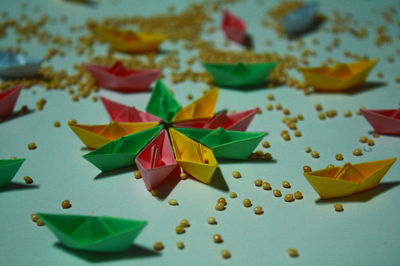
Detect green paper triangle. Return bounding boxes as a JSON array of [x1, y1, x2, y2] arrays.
[[175, 127, 266, 160], [83, 126, 163, 172], [0, 158, 25, 187], [202, 62, 277, 88], [146, 79, 181, 122], [37, 213, 147, 252]]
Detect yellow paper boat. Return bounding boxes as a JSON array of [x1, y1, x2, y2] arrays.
[[169, 128, 217, 184], [304, 158, 397, 199], [298, 59, 378, 91], [69, 121, 160, 149], [172, 88, 219, 123], [98, 26, 166, 53]]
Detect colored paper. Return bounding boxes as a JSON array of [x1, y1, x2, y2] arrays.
[[69, 121, 160, 149], [83, 126, 163, 172], [146, 79, 181, 122], [202, 62, 277, 88], [304, 158, 397, 199], [0, 158, 25, 187], [280, 2, 318, 36], [361, 108, 400, 136], [172, 88, 219, 122], [0, 85, 22, 118], [298, 59, 378, 91], [169, 128, 217, 184], [0, 51, 42, 78], [100, 96, 162, 123], [84, 61, 161, 92], [135, 130, 178, 190], [37, 213, 147, 252], [175, 127, 266, 160], [221, 10, 247, 44], [98, 26, 166, 53]]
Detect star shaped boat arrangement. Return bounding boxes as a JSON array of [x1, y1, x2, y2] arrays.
[[71, 79, 266, 191]]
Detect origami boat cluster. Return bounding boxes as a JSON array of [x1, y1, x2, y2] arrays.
[[69, 79, 265, 191]]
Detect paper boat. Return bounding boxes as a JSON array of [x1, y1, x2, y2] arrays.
[[361, 108, 400, 136], [0, 85, 22, 118], [280, 2, 318, 36], [0, 158, 25, 187], [298, 59, 378, 91], [83, 126, 162, 172], [172, 88, 219, 122], [135, 130, 179, 190], [175, 127, 266, 160], [146, 79, 181, 122], [98, 26, 166, 54], [0, 51, 43, 78], [304, 158, 397, 199], [202, 62, 277, 88], [100, 96, 162, 123], [37, 213, 147, 252], [174, 108, 258, 131], [84, 61, 161, 92], [221, 10, 247, 44], [69, 121, 160, 149], [169, 128, 217, 183]]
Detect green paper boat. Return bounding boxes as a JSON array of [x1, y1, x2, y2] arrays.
[[202, 62, 277, 88], [146, 79, 181, 122], [0, 158, 25, 187], [175, 127, 266, 159], [37, 213, 147, 252], [83, 126, 163, 172]]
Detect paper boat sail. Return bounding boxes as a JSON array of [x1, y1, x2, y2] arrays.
[[98, 26, 166, 54], [0, 158, 25, 187], [0, 51, 42, 78], [84, 61, 161, 92], [361, 108, 400, 136], [169, 128, 217, 183], [37, 213, 147, 252], [0, 85, 22, 118], [83, 126, 162, 172], [280, 2, 318, 36], [135, 130, 178, 190], [100, 97, 162, 123], [146, 79, 181, 123], [172, 88, 219, 122], [175, 127, 266, 160], [304, 158, 397, 199], [174, 108, 258, 131], [69, 121, 160, 149], [298, 59, 378, 91], [221, 10, 247, 44], [202, 62, 277, 88]]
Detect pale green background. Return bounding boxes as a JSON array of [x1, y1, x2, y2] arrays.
[[1, 0, 400, 265]]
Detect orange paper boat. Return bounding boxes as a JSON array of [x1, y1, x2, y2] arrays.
[[69, 121, 159, 149], [361, 108, 400, 136], [304, 158, 397, 199], [298, 59, 378, 91]]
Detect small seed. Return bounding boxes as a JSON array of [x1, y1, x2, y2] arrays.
[[217, 197, 227, 205], [150, 189, 158, 196], [283, 109, 291, 115], [213, 234, 223, 243], [254, 179, 263, 187], [264, 152, 272, 160], [229, 192, 237, 198], [175, 225, 185, 234], [28, 142, 37, 150], [367, 139, 375, 146], [276, 103, 282, 110], [372, 133, 380, 138], [273, 189, 282, 197], [68, 119, 77, 124], [221, 249, 231, 259], [288, 248, 299, 258], [343, 110, 352, 117], [294, 191, 303, 200], [297, 114, 304, 120], [153, 242, 164, 251], [262, 141, 270, 148], [266, 104, 274, 110], [284, 193, 294, 202], [254, 206, 263, 215], [216, 202, 225, 211], [208, 217, 217, 224], [180, 219, 190, 227], [303, 165, 312, 172], [335, 153, 343, 160], [318, 112, 326, 120], [9, 156, 16, 160], [326, 164, 335, 169], [30, 214, 39, 222], [334, 203, 344, 212], [315, 104, 323, 111], [282, 181, 291, 188], [282, 133, 291, 141], [187, 93, 193, 100], [305, 147, 311, 153], [134, 170, 141, 179], [36, 219, 45, 226], [53, 121, 61, 127], [24, 176, 33, 184], [359, 136, 368, 143], [267, 93, 274, 100], [311, 151, 320, 158], [353, 148, 363, 156], [62, 200, 71, 209], [176, 241, 184, 249], [243, 198, 252, 207], [262, 182, 271, 190], [168, 199, 179, 206], [180, 172, 188, 180], [294, 130, 302, 137], [232, 171, 241, 178]]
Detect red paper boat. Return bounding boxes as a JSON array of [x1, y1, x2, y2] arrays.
[[0, 85, 22, 118], [100, 97, 162, 123], [84, 61, 161, 92], [174, 108, 258, 131], [135, 130, 179, 191], [221, 10, 247, 44], [361, 108, 400, 135]]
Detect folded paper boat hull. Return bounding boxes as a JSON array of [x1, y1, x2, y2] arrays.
[[361, 109, 400, 135], [304, 158, 396, 199], [0, 158, 25, 187], [0, 85, 22, 118], [280, 2, 318, 36]]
